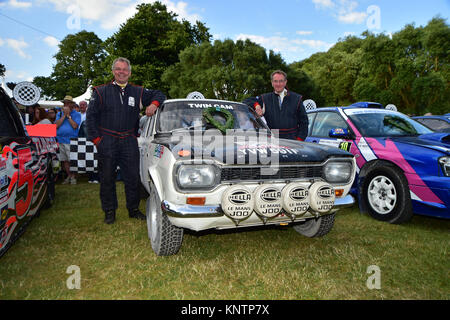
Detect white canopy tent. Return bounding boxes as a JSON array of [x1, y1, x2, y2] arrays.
[[1, 78, 13, 97]]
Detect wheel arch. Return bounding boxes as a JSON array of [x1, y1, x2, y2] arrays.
[[357, 159, 406, 214]]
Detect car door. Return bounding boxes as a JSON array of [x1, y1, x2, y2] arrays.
[[305, 111, 354, 152], [139, 116, 154, 187], [0, 91, 37, 255]]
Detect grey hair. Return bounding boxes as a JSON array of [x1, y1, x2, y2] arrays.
[[112, 57, 132, 72], [270, 70, 287, 80]]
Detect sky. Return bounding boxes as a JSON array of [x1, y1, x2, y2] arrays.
[[0, 0, 449, 86]]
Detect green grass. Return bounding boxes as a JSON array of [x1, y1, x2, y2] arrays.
[[0, 175, 449, 300]]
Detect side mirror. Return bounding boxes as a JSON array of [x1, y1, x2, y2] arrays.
[[329, 128, 353, 139]]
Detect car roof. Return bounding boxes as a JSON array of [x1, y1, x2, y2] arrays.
[[412, 115, 450, 122], [306, 106, 394, 113]]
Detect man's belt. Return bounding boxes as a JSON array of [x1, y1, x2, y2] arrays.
[[99, 127, 135, 138]]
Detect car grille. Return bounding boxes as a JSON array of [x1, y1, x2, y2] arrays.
[[220, 165, 323, 182]]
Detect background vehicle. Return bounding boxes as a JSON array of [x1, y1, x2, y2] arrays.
[[412, 115, 450, 133], [0, 87, 58, 257], [306, 106, 450, 224], [138, 98, 356, 255]]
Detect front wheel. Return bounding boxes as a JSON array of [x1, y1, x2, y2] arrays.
[[362, 165, 413, 224], [146, 183, 183, 256], [43, 159, 55, 209], [293, 213, 335, 238]]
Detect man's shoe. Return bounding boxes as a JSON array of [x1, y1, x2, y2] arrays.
[[70, 177, 77, 185], [62, 177, 71, 185], [129, 209, 146, 220], [104, 210, 116, 224]]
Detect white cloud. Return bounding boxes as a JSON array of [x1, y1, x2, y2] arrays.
[[5, 69, 33, 82], [296, 30, 313, 36], [236, 34, 302, 54], [6, 0, 32, 9], [44, 0, 202, 31], [6, 38, 31, 59], [0, 38, 4, 47], [313, 0, 367, 25], [293, 39, 334, 50], [235, 33, 334, 61], [43, 36, 60, 47], [338, 11, 367, 24], [312, 0, 335, 9]]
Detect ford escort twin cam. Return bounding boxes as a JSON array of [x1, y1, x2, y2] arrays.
[[138, 98, 356, 255], [0, 86, 58, 257], [305, 105, 450, 224]]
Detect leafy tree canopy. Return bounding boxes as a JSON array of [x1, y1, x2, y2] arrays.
[[33, 30, 106, 100], [162, 38, 317, 101], [293, 16, 449, 115], [100, 1, 211, 95]]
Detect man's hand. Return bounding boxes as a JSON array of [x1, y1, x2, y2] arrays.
[[145, 103, 158, 117], [63, 106, 71, 117], [255, 105, 263, 117]]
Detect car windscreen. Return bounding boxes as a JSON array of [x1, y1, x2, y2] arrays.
[[346, 110, 433, 137], [0, 91, 23, 137], [156, 100, 268, 133]]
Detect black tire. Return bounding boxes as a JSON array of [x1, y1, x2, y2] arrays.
[[146, 183, 183, 256], [293, 213, 335, 237], [362, 164, 413, 224], [43, 159, 55, 209]]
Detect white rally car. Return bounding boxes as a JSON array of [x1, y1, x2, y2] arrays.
[[139, 98, 356, 255]]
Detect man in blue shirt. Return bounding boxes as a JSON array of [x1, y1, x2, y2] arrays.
[[55, 95, 81, 184]]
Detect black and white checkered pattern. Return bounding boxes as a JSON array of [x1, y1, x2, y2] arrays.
[[17, 87, 36, 102], [69, 138, 98, 173]]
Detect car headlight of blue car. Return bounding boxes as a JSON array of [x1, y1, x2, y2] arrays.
[[439, 156, 450, 177]]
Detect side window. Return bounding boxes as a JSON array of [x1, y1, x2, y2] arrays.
[[307, 113, 316, 136], [428, 119, 450, 131], [144, 114, 156, 138], [0, 95, 21, 137], [311, 112, 348, 138]]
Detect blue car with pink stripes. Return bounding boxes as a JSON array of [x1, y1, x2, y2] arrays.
[[305, 106, 450, 224]]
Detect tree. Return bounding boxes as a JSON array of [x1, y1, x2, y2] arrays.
[[162, 38, 317, 101], [0, 64, 5, 77], [293, 17, 450, 114], [33, 30, 106, 100], [101, 1, 211, 94], [292, 35, 364, 106]]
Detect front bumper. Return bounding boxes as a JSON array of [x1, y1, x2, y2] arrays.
[[162, 194, 355, 218]]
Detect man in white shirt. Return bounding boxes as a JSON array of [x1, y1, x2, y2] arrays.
[[79, 100, 87, 128]]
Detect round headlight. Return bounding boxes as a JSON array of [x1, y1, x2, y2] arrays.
[[324, 160, 352, 183]]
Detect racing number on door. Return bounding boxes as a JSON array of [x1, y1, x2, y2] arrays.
[[338, 141, 352, 152], [14, 147, 34, 218]]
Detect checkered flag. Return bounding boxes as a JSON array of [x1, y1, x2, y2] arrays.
[[69, 138, 98, 173]]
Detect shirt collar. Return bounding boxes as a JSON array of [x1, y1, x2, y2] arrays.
[[275, 89, 287, 97]]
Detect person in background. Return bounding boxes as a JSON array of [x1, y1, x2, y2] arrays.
[[32, 105, 52, 124], [55, 95, 81, 185], [23, 104, 35, 124], [79, 100, 87, 128], [243, 70, 309, 141], [47, 108, 57, 123], [87, 57, 165, 224]]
